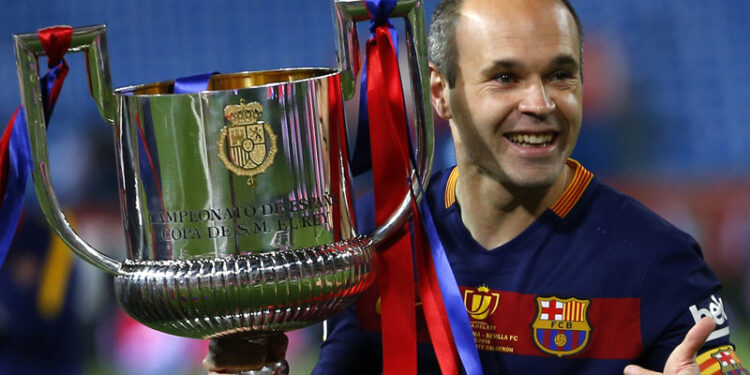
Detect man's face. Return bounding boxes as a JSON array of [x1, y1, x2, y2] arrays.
[[436, 0, 583, 189]]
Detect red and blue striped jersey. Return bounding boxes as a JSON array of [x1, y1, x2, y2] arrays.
[[313, 161, 745, 374]]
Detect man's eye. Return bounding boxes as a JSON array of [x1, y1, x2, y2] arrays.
[[494, 73, 517, 83], [549, 70, 574, 81]]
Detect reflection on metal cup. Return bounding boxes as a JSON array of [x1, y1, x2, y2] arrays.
[[13, 0, 432, 361]]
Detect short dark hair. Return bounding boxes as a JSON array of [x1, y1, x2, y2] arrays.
[[428, 0, 584, 88]]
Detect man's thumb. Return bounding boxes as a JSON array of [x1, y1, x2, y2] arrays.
[[672, 317, 716, 361]]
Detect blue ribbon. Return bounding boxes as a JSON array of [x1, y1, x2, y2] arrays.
[[39, 60, 68, 123], [0, 58, 71, 267], [419, 195, 484, 375], [0, 107, 31, 267], [366, 0, 397, 29], [173, 72, 218, 94]]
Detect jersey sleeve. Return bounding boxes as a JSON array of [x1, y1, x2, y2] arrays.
[[311, 306, 383, 375], [695, 344, 748, 375], [638, 235, 744, 372]]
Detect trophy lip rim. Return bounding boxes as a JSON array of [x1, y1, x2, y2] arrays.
[[114, 66, 340, 97]]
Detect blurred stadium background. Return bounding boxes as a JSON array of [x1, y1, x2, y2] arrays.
[[0, 1, 747, 374]]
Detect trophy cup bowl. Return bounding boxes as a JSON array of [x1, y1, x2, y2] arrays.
[[13, 0, 433, 370]]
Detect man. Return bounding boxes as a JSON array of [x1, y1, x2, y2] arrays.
[[205, 0, 745, 373]]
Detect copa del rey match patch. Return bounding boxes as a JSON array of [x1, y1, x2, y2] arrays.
[[464, 285, 501, 320], [532, 296, 591, 357]]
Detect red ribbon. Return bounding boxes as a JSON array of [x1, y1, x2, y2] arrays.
[[327, 74, 357, 241], [366, 24, 460, 374], [0, 110, 20, 203], [38, 26, 73, 67], [414, 207, 460, 374], [38, 26, 73, 122], [367, 25, 417, 374]]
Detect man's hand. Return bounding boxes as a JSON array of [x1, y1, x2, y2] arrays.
[[624, 317, 716, 375], [203, 333, 288, 374]]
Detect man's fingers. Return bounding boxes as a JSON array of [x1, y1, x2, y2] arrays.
[[202, 334, 289, 373], [671, 317, 716, 362], [623, 364, 661, 375], [203, 338, 267, 372], [267, 333, 289, 363], [626, 318, 717, 375]]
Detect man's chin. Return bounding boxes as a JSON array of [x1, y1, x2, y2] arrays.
[[502, 166, 566, 191], [509, 178, 558, 190]]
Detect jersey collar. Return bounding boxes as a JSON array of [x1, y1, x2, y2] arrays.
[[443, 159, 594, 219]]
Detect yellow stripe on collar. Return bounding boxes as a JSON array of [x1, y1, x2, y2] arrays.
[[443, 159, 593, 218], [444, 167, 459, 209], [549, 159, 594, 218]]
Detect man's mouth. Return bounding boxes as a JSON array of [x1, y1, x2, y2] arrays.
[[505, 132, 556, 147]]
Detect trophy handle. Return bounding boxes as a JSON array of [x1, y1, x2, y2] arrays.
[[333, 0, 435, 245], [14, 25, 120, 275]]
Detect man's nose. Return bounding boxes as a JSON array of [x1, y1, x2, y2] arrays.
[[518, 79, 555, 118]]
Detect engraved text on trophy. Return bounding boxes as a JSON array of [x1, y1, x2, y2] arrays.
[[150, 192, 335, 249]]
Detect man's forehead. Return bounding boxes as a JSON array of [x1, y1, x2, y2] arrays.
[[455, 0, 580, 62], [457, 0, 577, 40], [458, 0, 572, 20]]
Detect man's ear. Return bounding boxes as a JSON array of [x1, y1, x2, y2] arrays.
[[430, 63, 452, 120]]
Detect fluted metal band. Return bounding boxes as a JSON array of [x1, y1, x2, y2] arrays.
[[114, 236, 374, 339]]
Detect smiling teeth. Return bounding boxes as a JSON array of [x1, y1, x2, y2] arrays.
[[507, 133, 554, 146]]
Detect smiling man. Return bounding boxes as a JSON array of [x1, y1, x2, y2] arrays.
[[315, 0, 745, 374], [204, 0, 746, 374], [417, 0, 742, 373], [430, 0, 584, 250]]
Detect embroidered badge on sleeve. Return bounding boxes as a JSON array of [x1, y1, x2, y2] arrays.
[[697, 345, 748, 375]]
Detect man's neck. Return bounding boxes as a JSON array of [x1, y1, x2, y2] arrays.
[[454, 163, 574, 250]]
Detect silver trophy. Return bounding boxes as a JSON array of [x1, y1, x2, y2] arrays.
[[14, 0, 432, 373]]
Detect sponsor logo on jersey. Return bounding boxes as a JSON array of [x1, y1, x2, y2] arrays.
[[532, 296, 591, 357], [464, 285, 500, 320], [689, 294, 730, 342]]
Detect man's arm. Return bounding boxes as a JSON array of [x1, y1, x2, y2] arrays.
[[311, 306, 382, 375], [625, 317, 716, 375]]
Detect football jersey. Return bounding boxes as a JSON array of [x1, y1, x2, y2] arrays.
[[313, 160, 746, 375]]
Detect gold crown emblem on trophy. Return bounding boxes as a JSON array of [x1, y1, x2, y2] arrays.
[[218, 98, 278, 186], [224, 99, 263, 125]]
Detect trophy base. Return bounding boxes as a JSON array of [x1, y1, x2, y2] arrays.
[[113, 237, 374, 339]]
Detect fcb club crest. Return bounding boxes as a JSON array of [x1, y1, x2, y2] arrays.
[[711, 347, 747, 375], [463, 285, 500, 320], [532, 296, 592, 357], [218, 99, 277, 186]]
